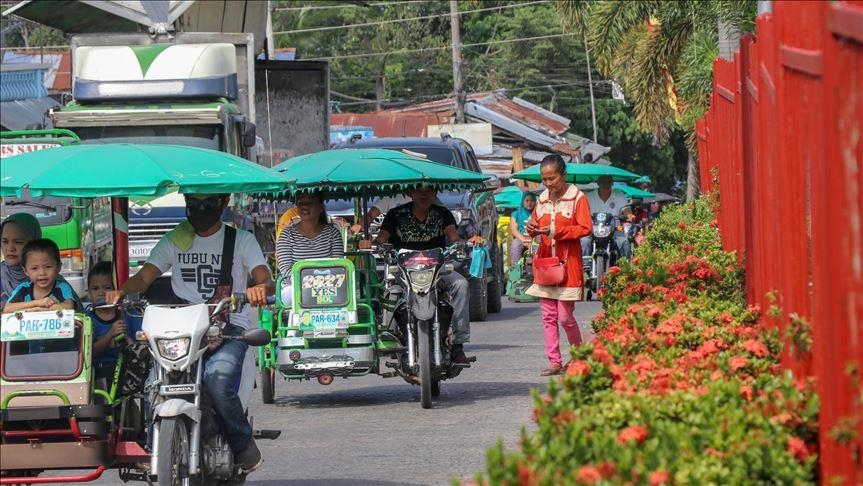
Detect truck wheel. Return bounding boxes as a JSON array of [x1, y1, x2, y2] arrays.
[[486, 249, 503, 314], [469, 277, 488, 322]]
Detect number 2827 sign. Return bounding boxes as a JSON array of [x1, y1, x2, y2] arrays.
[[299, 267, 349, 306], [1, 310, 75, 341]]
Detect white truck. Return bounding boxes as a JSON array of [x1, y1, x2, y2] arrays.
[[46, 33, 329, 286]]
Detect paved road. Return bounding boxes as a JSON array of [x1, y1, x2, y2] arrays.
[[72, 299, 601, 486]]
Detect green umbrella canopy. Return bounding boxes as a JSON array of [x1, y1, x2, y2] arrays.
[[0, 143, 292, 198], [634, 175, 652, 184], [272, 148, 489, 198], [512, 163, 641, 184], [494, 185, 530, 209], [616, 185, 655, 199]]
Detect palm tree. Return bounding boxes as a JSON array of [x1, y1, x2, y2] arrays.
[[556, 0, 757, 200]]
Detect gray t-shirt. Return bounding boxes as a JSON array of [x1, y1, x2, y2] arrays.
[[147, 224, 268, 329]]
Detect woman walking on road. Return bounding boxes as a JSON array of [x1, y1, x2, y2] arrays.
[[525, 155, 593, 376]]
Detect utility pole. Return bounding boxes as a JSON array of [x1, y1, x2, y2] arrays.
[[450, 0, 465, 123], [266, 0, 275, 60]]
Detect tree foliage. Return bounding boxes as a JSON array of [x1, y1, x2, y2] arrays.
[[556, 0, 758, 144], [274, 0, 687, 190]]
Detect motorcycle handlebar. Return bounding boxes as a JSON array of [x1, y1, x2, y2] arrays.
[[212, 293, 276, 316]]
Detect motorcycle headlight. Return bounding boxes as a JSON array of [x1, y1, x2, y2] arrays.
[[593, 225, 613, 238], [407, 269, 436, 294], [156, 337, 191, 361]]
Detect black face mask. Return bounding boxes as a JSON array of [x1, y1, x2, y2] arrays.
[[186, 205, 222, 233]]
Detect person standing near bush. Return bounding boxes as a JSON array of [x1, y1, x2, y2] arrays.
[[525, 155, 593, 376]]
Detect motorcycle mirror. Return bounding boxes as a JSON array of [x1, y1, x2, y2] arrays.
[[480, 174, 501, 191], [241, 328, 271, 346]]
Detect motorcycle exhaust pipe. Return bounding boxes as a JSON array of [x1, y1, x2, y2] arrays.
[[317, 373, 334, 386], [432, 312, 441, 368], [407, 320, 416, 368]]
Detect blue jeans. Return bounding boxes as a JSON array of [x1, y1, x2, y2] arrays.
[[440, 272, 470, 345], [202, 324, 252, 453]]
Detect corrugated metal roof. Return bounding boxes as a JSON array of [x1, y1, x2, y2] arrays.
[[391, 91, 495, 115], [394, 92, 571, 137], [484, 97, 569, 136], [333, 90, 582, 157], [0, 96, 59, 130], [3, 51, 72, 92], [330, 112, 446, 138]]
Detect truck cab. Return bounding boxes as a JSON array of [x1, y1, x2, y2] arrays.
[[50, 34, 257, 274]]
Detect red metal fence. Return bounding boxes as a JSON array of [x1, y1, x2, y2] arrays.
[[696, 1, 862, 483]]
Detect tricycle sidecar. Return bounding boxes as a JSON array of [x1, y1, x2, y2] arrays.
[[258, 251, 395, 400], [0, 310, 148, 484]]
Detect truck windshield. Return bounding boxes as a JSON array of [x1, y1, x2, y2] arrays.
[[73, 125, 222, 151], [1, 196, 74, 226]]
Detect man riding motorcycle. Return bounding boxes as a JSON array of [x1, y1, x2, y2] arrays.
[[581, 175, 634, 260], [107, 193, 274, 474], [358, 186, 482, 364]]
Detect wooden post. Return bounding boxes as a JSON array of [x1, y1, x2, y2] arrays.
[[511, 146, 524, 187]]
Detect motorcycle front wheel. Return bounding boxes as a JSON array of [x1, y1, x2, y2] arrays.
[[157, 417, 192, 486], [418, 321, 433, 409], [594, 254, 607, 299]]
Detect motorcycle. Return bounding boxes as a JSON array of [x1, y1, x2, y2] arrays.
[[583, 212, 627, 300], [1, 307, 150, 484], [380, 242, 476, 409], [138, 294, 273, 486]]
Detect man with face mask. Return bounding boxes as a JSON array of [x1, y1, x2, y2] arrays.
[[581, 175, 634, 260], [108, 193, 273, 474]]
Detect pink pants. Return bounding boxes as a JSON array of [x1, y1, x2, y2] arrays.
[[539, 297, 582, 366]]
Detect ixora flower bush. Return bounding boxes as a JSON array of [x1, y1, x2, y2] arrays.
[[475, 198, 819, 485]]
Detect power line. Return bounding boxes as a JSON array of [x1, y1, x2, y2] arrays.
[[334, 80, 613, 107], [274, 1, 433, 12], [462, 33, 575, 49], [303, 32, 576, 61], [274, 1, 548, 35]]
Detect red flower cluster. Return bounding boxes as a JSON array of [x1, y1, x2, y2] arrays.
[[488, 200, 818, 486], [617, 425, 649, 445]]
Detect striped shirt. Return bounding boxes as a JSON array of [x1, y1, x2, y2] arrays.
[[276, 224, 344, 279]]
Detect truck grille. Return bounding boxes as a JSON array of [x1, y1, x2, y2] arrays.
[[129, 221, 180, 261]]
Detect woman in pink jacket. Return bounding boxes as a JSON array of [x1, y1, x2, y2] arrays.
[[525, 155, 593, 375]]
